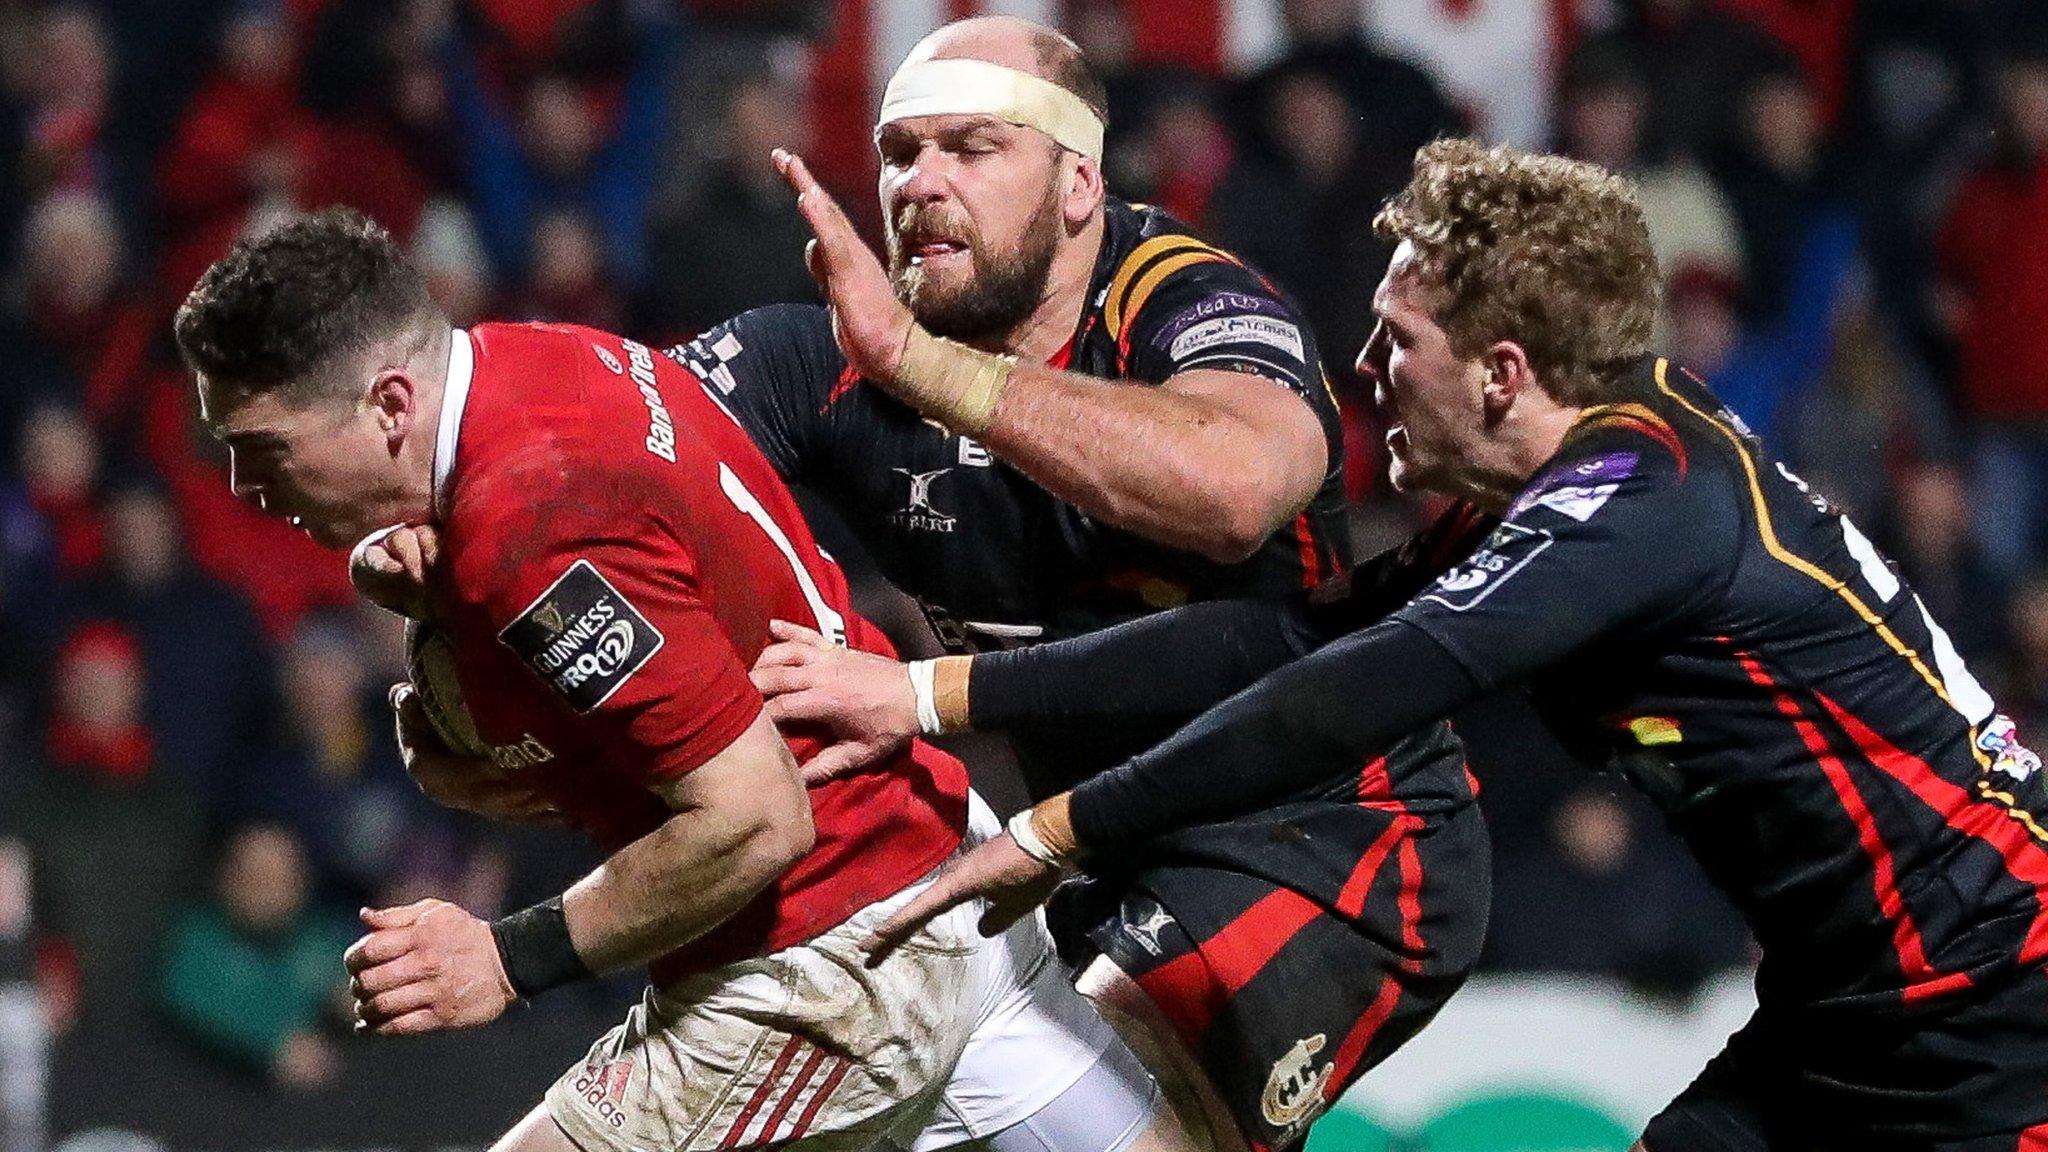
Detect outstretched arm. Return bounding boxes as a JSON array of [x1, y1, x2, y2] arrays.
[[773, 147, 1328, 562]]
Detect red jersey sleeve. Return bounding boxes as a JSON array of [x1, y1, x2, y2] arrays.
[[450, 448, 763, 786]]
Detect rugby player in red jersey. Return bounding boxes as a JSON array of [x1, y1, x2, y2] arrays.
[[174, 209, 1191, 1152]]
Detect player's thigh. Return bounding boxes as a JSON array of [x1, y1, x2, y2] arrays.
[[492, 1105, 585, 1152], [1077, 955, 1246, 1152], [969, 1019, 1194, 1152]]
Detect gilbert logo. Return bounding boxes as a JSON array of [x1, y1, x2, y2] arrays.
[[1260, 1034, 1333, 1132], [890, 467, 957, 533], [1121, 900, 1177, 957]]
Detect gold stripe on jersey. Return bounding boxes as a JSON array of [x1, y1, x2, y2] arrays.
[[1976, 779, 2048, 843], [1118, 251, 1231, 343], [1103, 235, 1231, 339], [1651, 360, 1993, 771]]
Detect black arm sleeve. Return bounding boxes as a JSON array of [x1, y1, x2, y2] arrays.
[[1063, 426, 1734, 848], [969, 597, 1321, 731], [1068, 619, 1481, 845], [967, 503, 1497, 731], [665, 304, 844, 481]]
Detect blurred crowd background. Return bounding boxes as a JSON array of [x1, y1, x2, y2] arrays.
[[0, 0, 2044, 1145]]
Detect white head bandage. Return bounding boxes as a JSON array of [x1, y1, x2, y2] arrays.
[[879, 58, 1104, 163]]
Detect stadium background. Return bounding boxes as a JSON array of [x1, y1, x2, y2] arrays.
[[0, 0, 2042, 1146]]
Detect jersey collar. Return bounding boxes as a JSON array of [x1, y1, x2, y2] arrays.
[[432, 328, 473, 518]]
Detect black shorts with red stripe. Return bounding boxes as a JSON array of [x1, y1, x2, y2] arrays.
[[1644, 965, 2048, 1152], [1067, 798, 1489, 1152]]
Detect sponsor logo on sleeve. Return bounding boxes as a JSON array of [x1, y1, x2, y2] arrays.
[[1166, 314, 1306, 364], [1508, 450, 1639, 523], [1421, 523, 1553, 611], [500, 560, 664, 712], [1154, 292, 1283, 341]]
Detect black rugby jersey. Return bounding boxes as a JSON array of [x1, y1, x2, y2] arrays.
[[666, 198, 1350, 642], [1069, 356, 2048, 1017]]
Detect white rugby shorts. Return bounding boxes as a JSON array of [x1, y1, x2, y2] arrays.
[[545, 793, 1138, 1152]]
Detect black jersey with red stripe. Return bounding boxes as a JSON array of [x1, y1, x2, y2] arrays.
[[665, 198, 1348, 642], [1071, 354, 2048, 1021], [1389, 357, 2048, 1016]]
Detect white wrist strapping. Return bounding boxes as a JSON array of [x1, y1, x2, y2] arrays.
[[1007, 808, 1065, 866], [907, 659, 944, 736]]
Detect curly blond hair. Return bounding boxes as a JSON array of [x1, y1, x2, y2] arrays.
[[1373, 138, 1659, 406]]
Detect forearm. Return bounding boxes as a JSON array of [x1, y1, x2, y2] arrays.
[[975, 363, 1320, 560], [962, 594, 1328, 731], [561, 804, 810, 975], [1061, 619, 1480, 848]]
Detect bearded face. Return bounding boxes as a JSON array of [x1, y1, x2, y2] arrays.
[[881, 131, 1067, 342]]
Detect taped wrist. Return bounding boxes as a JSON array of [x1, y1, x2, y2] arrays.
[[894, 325, 1015, 435], [490, 896, 593, 999]]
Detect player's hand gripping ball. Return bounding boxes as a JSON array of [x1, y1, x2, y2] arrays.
[[390, 647, 559, 824], [405, 619, 491, 758]]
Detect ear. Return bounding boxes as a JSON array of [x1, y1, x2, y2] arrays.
[[1479, 341, 1535, 423], [364, 368, 418, 455], [1064, 152, 1105, 230]]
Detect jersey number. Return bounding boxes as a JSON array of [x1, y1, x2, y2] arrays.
[[719, 464, 848, 647], [1839, 514, 1993, 725]]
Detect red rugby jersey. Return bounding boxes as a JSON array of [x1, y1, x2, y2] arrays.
[[431, 321, 968, 983]]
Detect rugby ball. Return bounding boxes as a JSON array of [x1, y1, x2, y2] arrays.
[[405, 620, 491, 758]]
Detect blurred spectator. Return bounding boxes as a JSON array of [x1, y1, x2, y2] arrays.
[[239, 613, 475, 909], [503, 208, 626, 329], [413, 198, 496, 328], [90, 478, 275, 808], [641, 74, 817, 338], [1212, 62, 1405, 380], [297, 0, 462, 240], [1233, 0, 1461, 178], [17, 621, 203, 1031], [1100, 70, 1236, 234], [2001, 572, 2048, 734], [1559, 39, 1744, 281], [12, 402, 103, 581], [0, 830, 47, 1152], [0, 401, 100, 686], [155, 1, 309, 298], [15, 5, 113, 200], [157, 823, 351, 1089], [1781, 295, 1956, 526], [1712, 51, 1844, 326], [1663, 265, 1746, 381], [1887, 463, 2004, 664], [1363, 0, 1556, 149], [443, 14, 679, 290], [1937, 39, 2048, 583], [1614, 0, 1781, 159], [1486, 785, 1752, 1000], [16, 191, 157, 429]]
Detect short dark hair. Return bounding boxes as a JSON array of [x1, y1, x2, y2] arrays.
[[174, 206, 439, 401], [1031, 26, 1110, 131]]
